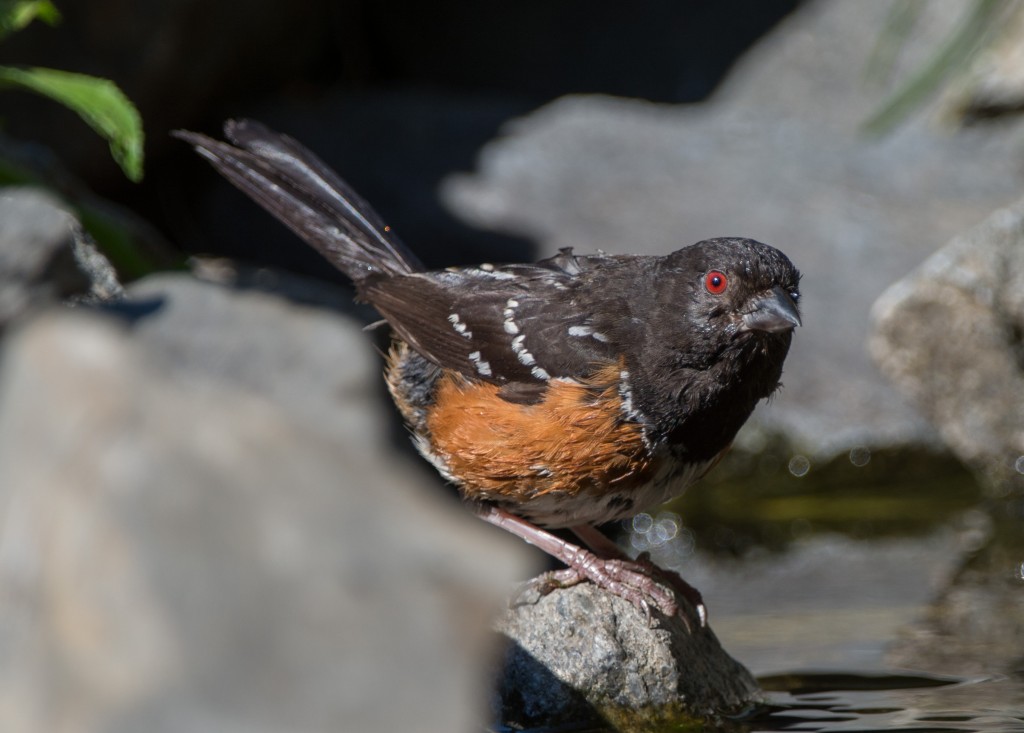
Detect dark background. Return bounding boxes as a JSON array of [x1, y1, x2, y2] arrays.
[[0, 0, 801, 280]]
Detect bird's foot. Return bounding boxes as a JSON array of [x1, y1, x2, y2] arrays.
[[526, 550, 706, 631], [632, 552, 707, 628], [478, 506, 705, 629]]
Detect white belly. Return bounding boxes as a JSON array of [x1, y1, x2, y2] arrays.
[[505, 455, 717, 529]]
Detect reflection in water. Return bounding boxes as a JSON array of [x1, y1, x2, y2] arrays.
[[744, 672, 1024, 732], [493, 674, 1024, 732], [885, 507, 1024, 677]]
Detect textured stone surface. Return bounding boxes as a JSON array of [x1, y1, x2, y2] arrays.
[[495, 583, 759, 729], [870, 200, 1024, 491], [0, 282, 534, 733]]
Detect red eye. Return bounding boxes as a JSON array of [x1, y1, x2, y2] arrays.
[[704, 271, 728, 294]]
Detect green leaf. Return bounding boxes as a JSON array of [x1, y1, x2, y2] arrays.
[[0, 65, 144, 181], [0, 0, 62, 41]]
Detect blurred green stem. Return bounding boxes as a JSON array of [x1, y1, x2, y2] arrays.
[[863, 0, 1007, 135]]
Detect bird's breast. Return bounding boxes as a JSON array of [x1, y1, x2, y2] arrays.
[[385, 340, 727, 528]]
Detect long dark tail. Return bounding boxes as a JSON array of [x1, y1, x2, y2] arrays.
[[173, 119, 424, 284]]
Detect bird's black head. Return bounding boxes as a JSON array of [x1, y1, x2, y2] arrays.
[[654, 237, 801, 368], [626, 237, 801, 455]]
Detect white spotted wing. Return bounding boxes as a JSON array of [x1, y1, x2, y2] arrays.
[[363, 250, 632, 387]]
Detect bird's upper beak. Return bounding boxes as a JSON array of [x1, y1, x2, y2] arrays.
[[741, 286, 801, 333]]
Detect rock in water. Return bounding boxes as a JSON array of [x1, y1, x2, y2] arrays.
[[495, 582, 760, 729]]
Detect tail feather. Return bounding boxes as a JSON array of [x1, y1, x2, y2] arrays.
[[173, 119, 423, 283]]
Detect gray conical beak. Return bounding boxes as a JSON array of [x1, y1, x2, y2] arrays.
[[741, 286, 801, 333]]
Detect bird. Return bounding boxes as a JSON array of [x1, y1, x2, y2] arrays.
[[175, 119, 801, 625]]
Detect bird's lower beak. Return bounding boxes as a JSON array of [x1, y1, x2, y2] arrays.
[[741, 286, 801, 333]]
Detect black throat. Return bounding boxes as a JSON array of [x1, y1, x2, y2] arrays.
[[630, 331, 791, 461]]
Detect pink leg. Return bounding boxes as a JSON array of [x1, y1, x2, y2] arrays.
[[477, 506, 703, 625], [571, 524, 707, 627]]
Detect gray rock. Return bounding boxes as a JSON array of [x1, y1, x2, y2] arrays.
[[125, 271, 382, 443], [0, 186, 122, 329], [0, 285, 534, 733], [440, 0, 1024, 462], [870, 200, 1024, 492], [495, 583, 760, 729]]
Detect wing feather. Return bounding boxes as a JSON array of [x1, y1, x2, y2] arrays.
[[364, 260, 623, 385]]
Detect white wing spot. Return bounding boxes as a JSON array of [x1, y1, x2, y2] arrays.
[[468, 266, 516, 280], [486, 270, 518, 280], [468, 350, 493, 377], [503, 297, 522, 338], [511, 332, 537, 366], [568, 324, 610, 342], [448, 313, 473, 339], [503, 298, 549, 377]]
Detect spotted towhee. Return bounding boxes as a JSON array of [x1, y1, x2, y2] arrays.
[[176, 120, 802, 625]]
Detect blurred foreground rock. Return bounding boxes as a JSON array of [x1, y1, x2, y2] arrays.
[[870, 200, 1024, 493], [496, 583, 759, 730], [0, 278, 534, 733]]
